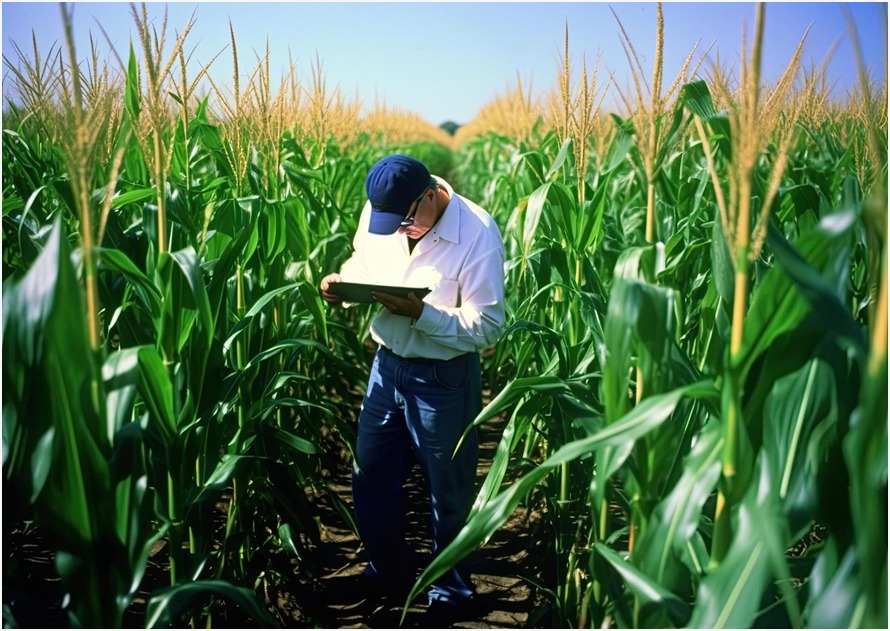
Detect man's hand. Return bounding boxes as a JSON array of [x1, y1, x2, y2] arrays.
[[373, 291, 425, 319], [320, 273, 343, 305]]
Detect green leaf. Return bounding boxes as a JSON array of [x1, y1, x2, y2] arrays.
[[694, 452, 804, 628], [575, 177, 609, 254], [739, 209, 859, 380], [2, 219, 109, 529], [124, 43, 141, 121], [523, 182, 552, 261], [842, 328, 888, 627], [679, 80, 731, 155], [224, 282, 301, 352], [687, 500, 772, 628], [1, 219, 125, 627], [107, 421, 168, 602], [767, 215, 866, 360], [544, 136, 572, 180], [248, 394, 332, 424], [244, 338, 348, 372], [170, 247, 213, 345], [469, 375, 571, 429], [635, 419, 722, 585], [602, 246, 661, 422], [805, 543, 868, 627], [594, 544, 691, 626], [265, 425, 317, 455], [762, 359, 837, 527], [145, 580, 277, 628], [604, 115, 635, 172], [679, 80, 717, 119], [776, 184, 821, 225], [110, 187, 154, 209], [468, 408, 533, 520], [191, 454, 254, 504], [96, 247, 162, 317], [403, 380, 717, 617], [298, 280, 329, 344], [278, 523, 302, 560], [104, 346, 176, 445], [711, 212, 734, 305]]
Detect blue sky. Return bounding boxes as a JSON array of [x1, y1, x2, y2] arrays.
[[2, 1, 887, 126]]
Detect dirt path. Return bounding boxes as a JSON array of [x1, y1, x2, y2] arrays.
[[276, 414, 548, 629]]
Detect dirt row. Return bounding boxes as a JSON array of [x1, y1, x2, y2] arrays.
[[274, 414, 549, 628]]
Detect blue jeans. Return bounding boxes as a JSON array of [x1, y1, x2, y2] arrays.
[[353, 346, 481, 604]]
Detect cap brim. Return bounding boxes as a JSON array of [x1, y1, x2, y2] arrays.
[[368, 210, 406, 235]]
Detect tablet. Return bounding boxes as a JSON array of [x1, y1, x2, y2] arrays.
[[326, 282, 432, 304]]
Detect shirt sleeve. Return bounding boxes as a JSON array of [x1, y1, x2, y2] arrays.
[[412, 241, 506, 352]]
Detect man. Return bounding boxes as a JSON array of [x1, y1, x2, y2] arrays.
[[320, 154, 506, 612]]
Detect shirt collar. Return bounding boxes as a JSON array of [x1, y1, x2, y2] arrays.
[[432, 177, 460, 244]]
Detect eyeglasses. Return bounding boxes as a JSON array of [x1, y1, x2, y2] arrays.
[[399, 185, 432, 227]]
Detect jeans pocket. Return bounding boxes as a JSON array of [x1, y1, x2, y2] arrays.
[[432, 358, 468, 390]]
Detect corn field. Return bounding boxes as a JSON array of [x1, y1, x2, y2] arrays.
[[2, 3, 887, 629]]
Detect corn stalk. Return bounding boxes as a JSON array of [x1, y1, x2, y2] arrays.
[[690, 3, 809, 565]]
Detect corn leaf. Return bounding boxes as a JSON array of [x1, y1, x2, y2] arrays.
[[687, 499, 773, 628], [634, 418, 722, 586], [594, 543, 691, 626], [403, 380, 717, 619], [145, 580, 277, 628], [1, 220, 125, 627], [739, 208, 858, 379], [762, 358, 837, 530]]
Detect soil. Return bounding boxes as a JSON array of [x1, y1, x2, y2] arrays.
[[3, 406, 550, 630], [270, 413, 549, 629]]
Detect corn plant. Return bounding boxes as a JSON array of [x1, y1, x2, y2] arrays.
[[407, 4, 886, 629], [2, 3, 376, 627], [3, 5, 272, 626], [414, 104, 886, 630]]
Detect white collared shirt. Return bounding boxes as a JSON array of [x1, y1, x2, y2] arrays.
[[338, 177, 506, 360]]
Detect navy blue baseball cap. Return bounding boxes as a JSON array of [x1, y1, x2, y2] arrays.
[[365, 155, 431, 234]]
